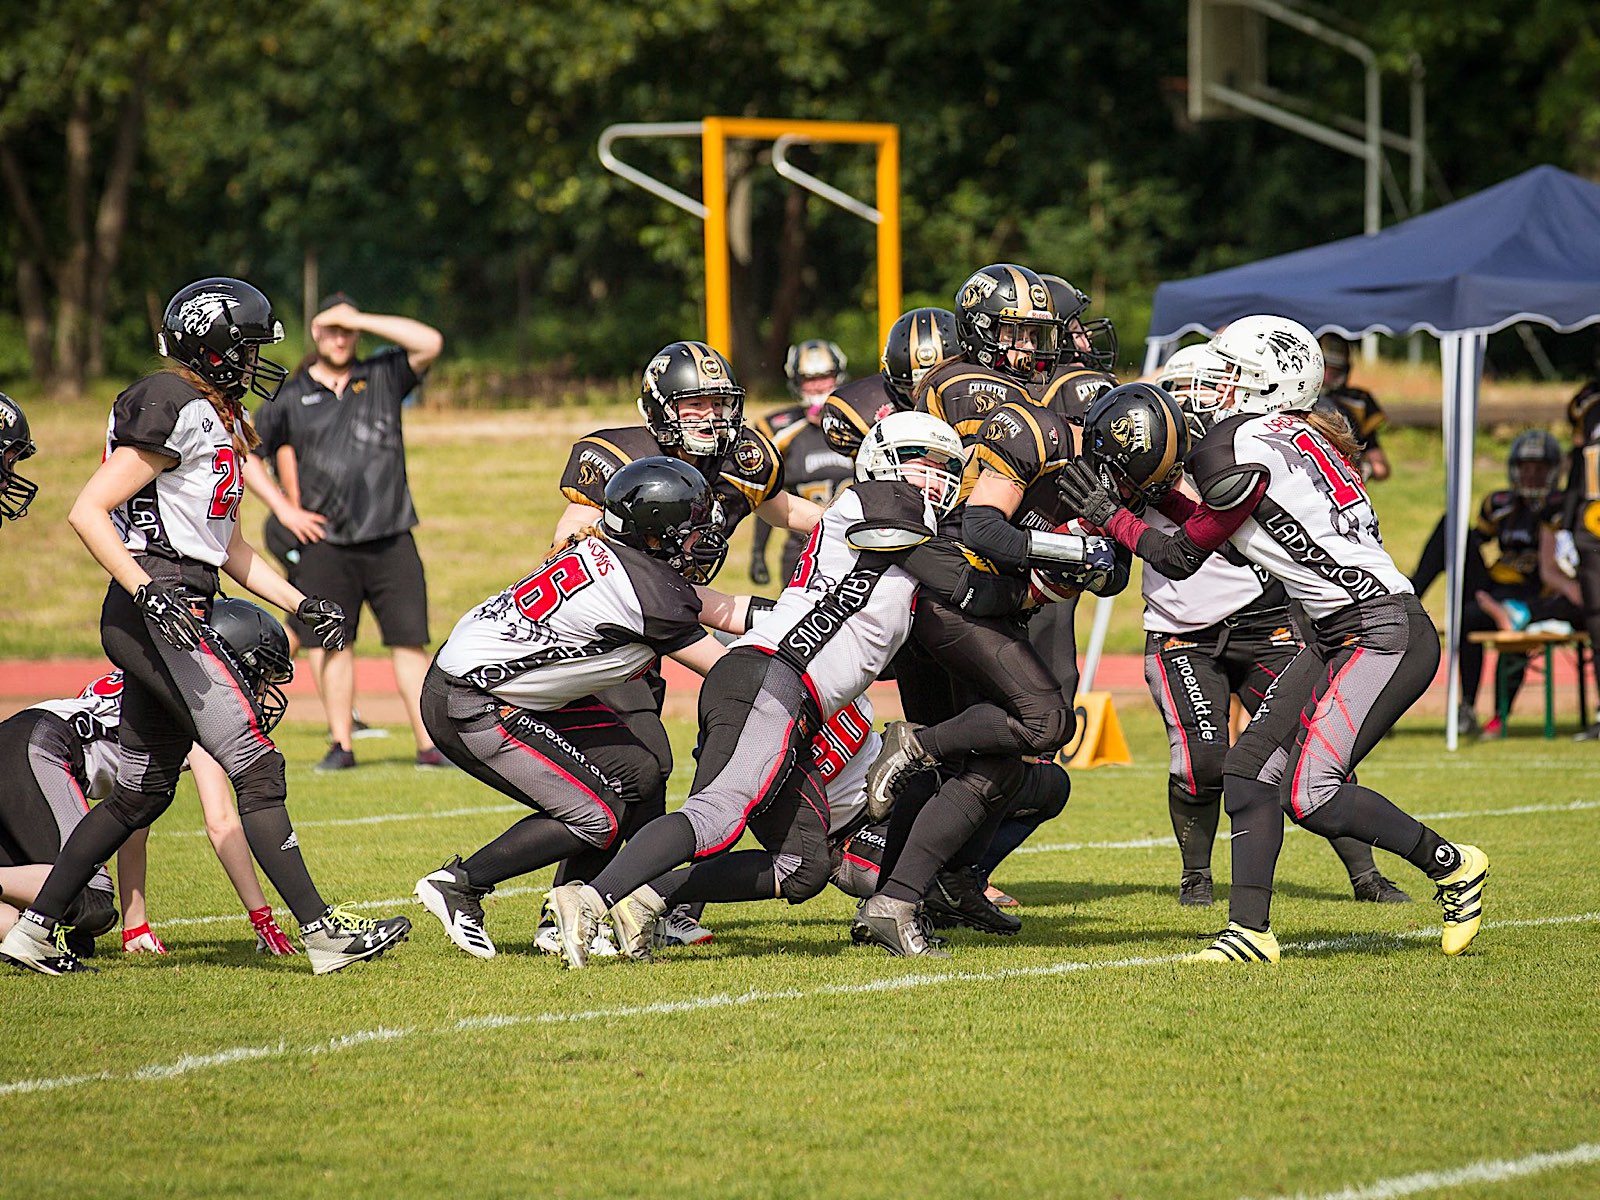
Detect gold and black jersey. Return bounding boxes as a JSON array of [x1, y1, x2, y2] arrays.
[[819, 375, 903, 460], [966, 400, 1079, 533], [1324, 385, 1386, 451], [915, 360, 1032, 447], [753, 403, 853, 509], [1029, 364, 1116, 425], [1567, 381, 1600, 506], [558, 423, 784, 531], [1476, 488, 1560, 588]]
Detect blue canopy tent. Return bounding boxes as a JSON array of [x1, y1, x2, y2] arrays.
[[1094, 165, 1600, 748]]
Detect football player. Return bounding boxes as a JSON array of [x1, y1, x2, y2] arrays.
[[412, 458, 734, 959], [1143, 348, 1410, 906], [544, 412, 1028, 967], [820, 308, 959, 462], [0, 392, 38, 523], [1059, 316, 1488, 963], [1318, 334, 1389, 481], [1033, 275, 1118, 422], [748, 340, 854, 585], [1559, 364, 1600, 739], [0, 278, 410, 976]]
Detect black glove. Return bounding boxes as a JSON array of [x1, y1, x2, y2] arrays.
[[749, 556, 771, 587], [133, 582, 204, 651], [1057, 459, 1122, 530], [296, 596, 348, 651]]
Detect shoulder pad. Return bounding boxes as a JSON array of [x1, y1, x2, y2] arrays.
[[846, 521, 932, 551], [852, 478, 935, 527], [1198, 466, 1266, 511]]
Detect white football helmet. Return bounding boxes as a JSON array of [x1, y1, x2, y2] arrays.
[[855, 410, 967, 516], [1198, 315, 1323, 416], [1157, 343, 1229, 436]]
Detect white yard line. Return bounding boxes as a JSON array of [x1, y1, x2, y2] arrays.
[[152, 802, 522, 839], [1244, 1141, 1600, 1200], [2, 911, 1594, 1100]]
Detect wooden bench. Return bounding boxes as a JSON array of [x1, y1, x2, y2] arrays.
[[1465, 629, 1591, 738]]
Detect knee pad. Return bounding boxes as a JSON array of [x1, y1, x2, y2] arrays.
[[1223, 773, 1278, 819], [1171, 740, 1228, 801], [64, 887, 118, 937], [1170, 776, 1223, 812], [775, 848, 832, 905], [1021, 703, 1074, 757], [1010, 761, 1070, 823], [100, 784, 176, 831], [233, 751, 287, 816], [969, 755, 1029, 812]]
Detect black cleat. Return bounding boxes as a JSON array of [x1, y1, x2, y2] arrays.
[[924, 867, 1022, 935], [415, 856, 496, 958], [1179, 869, 1214, 907], [1351, 869, 1412, 904], [857, 895, 951, 958], [864, 722, 937, 822], [300, 905, 411, 974]]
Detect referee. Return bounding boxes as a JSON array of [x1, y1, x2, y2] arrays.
[[247, 293, 445, 769]]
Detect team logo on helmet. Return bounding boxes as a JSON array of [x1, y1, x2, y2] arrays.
[[914, 342, 938, 367], [0, 407, 13, 431], [1029, 283, 1051, 310], [701, 356, 724, 379], [1267, 329, 1312, 373], [1110, 411, 1151, 452], [176, 290, 234, 337], [960, 273, 998, 309]]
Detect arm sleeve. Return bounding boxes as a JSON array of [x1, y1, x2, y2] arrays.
[[889, 538, 1026, 617], [1104, 477, 1266, 580], [961, 504, 1034, 573]]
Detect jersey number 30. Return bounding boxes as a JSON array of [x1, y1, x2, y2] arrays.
[[1291, 429, 1366, 510], [512, 552, 594, 622]]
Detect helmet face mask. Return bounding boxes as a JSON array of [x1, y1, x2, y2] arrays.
[[1158, 344, 1226, 438], [157, 278, 288, 403], [880, 307, 958, 405], [638, 341, 745, 458], [1039, 274, 1118, 372], [210, 598, 294, 733], [603, 456, 730, 584], [1507, 429, 1561, 503], [1201, 316, 1322, 418], [855, 410, 967, 517], [1080, 382, 1193, 515], [954, 264, 1062, 385], [785, 340, 848, 415], [0, 393, 39, 522]]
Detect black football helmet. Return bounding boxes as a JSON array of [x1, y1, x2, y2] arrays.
[[1318, 332, 1352, 390], [210, 597, 294, 733], [1079, 382, 1192, 512], [603, 456, 729, 584], [157, 278, 289, 403], [881, 307, 959, 405], [1507, 429, 1561, 503], [1039, 274, 1118, 373], [0, 392, 39, 522], [638, 341, 745, 458], [785, 339, 849, 402], [953, 263, 1061, 385]]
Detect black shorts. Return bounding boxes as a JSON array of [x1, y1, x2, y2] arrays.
[[293, 532, 429, 647]]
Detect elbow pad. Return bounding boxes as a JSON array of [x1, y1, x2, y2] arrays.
[[1134, 527, 1212, 580]]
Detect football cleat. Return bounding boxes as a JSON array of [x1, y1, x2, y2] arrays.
[[0, 912, 96, 974], [608, 885, 668, 961], [864, 722, 937, 822], [1351, 869, 1412, 904], [654, 904, 714, 948], [535, 918, 618, 958], [300, 905, 411, 974], [1179, 869, 1214, 907], [1188, 922, 1280, 964], [414, 856, 495, 959], [856, 894, 952, 958], [924, 867, 1021, 935], [1436, 844, 1489, 955], [544, 882, 606, 970]]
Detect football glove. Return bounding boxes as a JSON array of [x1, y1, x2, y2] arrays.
[[122, 923, 169, 955], [1555, 529, 1579, 579], [1056, 459, 1121, 530], [296, 596, 347, 651], [249, 906, 297, 955], [133, 582, 204, 652]]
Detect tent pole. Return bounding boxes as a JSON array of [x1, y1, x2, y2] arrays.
[[1440, 334, 1461, 750]]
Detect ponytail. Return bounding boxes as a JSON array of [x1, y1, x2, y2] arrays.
[[1301, 406, 1360, 467], [165, 365, 260, 455], [543, 525, 605, 564]]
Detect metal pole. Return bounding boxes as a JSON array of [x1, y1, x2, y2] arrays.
[[701, 119, 732, 357], [875, 128, 901, 355]]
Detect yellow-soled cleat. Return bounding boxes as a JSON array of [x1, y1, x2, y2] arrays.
[[1436, 844, 1489, 956], [1187, 922, 1281, 964]]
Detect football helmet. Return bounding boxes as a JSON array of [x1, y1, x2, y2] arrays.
[[638, 341, 745, 458], [881, 307, 959, 405], [1079, 382, 1192, 512], [1157, 344, 1227, 438], [1318, 332, 1352, 390], [785, 339, 848, 411], [603, 456, 729, 584], [1196, 316, 1322, 418], [0, 392, 39, 522], [1507, 429, 1561, 503], [1039, 274, 1118, 372], [156, 278, 288, 403], [855, 410, 967, 517], [953, 263, 1061, 385], [210, 597, 294, 733]]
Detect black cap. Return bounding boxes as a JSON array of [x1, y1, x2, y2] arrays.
[[317, 291, 359, 313]]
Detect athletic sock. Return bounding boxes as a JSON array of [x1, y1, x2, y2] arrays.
[[1410, 828, 1461, 880], [876, 770, 938, 882], [881, 774, 991, 904], [588, 812, 697, 909], [654, 852, 777, 906], [1169, 781, 1222, 873], [1295, 783, 1460, 879], [462, 815, 593, 889], [920, 704, 1019, 760], [32, 804, 137, 922], [1328, 835, 1379, 880], [240, 807, 327, 925], [1221, 774, 1283, 932]]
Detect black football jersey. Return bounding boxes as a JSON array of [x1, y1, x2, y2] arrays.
[[819, 375, 905, 460], [1029, 364, 1117, 425], [559, 423, 784, 532], [1566, 381, 1600, 510], [754, 405, 854, 508], [967, 401, 1078, 534], [1476, 489, 1559, 588], [916, 360, 1033, 446], [1324, 385, 1386, 451]]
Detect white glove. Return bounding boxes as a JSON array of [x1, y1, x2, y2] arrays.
[[1555, 530, 1579, 579]]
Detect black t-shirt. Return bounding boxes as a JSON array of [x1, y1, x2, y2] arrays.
[[252, 347, 421, 545]]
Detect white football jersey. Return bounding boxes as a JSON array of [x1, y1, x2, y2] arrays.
[[1189, 413, 1411, 620], [737, 482, 928, 719], [1141, 487, 1270, 634], [437, 537, 706, 711], [31, 671, 124, 800], [106, 374, 247, 567]]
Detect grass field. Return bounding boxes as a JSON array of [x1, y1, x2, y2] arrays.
[[4, 707, 1598, 1199]]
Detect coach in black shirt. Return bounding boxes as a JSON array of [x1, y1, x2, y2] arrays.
[[248, 293, 446, 770]]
